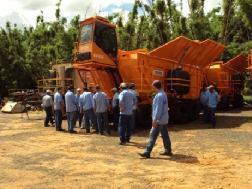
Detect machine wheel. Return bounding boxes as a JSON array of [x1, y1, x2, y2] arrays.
[[218, 95, 230, 110], [187, 100, 201, 121], [169, 100, 188, 124], [232, 94, 244, 108], [136, 104, 152, 128]]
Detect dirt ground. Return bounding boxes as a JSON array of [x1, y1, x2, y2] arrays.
[[0, 109, 251, 189]]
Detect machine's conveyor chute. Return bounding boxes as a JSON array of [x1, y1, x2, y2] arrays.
[[150, 36, 225, 69]]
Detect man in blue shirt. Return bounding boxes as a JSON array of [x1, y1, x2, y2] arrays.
[[207, 85, 219, 128], [79, 87, 97, 133], [118, 83, 136, 145], [93, 85, 110, 135], [111, 87, 120, 128], [139, 80, 172, 158], [200, 85, 210, 123], [128, 83, 139, 134], [54, 87, 64, 131], [65, 85, 78, 133]]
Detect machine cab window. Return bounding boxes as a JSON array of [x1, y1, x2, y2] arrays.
[[80, 23, 93, 43], [79, 19, 117, 58]]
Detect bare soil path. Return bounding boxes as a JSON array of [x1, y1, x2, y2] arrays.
[[0, 109, 251, 189]]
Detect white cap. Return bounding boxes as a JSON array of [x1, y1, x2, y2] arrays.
[[77, 88, 81, 91]]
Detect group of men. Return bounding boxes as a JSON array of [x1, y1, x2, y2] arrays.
[[42, 80, 173, 158], [200, 85, 220, 128]]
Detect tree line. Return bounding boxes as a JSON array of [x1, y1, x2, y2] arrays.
[[0, 0, 252, 97]]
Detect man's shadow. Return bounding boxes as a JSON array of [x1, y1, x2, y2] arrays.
[[140, 153, 199, 164]]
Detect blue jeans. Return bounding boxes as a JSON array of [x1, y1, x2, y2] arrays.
[[118, 114, 133, 143], [44, 106, 53, 127], [144, 124, 172, 155], [208, 107, 216, 128], [55, 110, 62, 131], [96, 112, 109, 134], [66, 111, 76, 131], [82, 109, 97, 132]]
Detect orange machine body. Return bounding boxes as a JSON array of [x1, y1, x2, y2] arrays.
[[205, 55, 248, 108], [205, 55, 248, 95]]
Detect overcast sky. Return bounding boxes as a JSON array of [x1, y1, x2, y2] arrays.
[[0, 0, 221, 28]]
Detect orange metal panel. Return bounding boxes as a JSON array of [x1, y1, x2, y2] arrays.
[[150, 36, 224, 69], [224, 54, 248, 73]]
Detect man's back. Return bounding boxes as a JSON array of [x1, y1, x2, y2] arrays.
[[65, 90, 77, 112], [93, 92, 108, 113], [42, 94, 53, 108], [119, 90, 135, 115], [80, 92, 93, 110], [54, 92, 63, 110]]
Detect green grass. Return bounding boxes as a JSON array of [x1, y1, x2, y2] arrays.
[[243, 95, 252, 104]]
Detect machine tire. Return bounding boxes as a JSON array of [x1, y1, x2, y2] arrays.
[[169, 100, 188, 124], [136, 104, 152, 128], [232, 94, 244, 108], [218, 95, 230, 110]]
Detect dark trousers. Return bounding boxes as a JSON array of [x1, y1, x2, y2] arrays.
[[76, 111, 83, 127], [132, 109, 137, 133], [208, 107, 216, 128], [118, 114, 133, 143], [112, 106, 119, 128], [202, 105, 209, 123], [44, 106, 53, 127], [82, 109, 97, 132], [55, 110, 62, 131], [144, 124, 172, 155], [96, 112, 110, 134], [66, 111, 76, 131]]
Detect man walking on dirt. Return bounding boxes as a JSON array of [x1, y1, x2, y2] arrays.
[[138, 80, 172, 158], [93, 85, 110, 135], [65, 86, 78, 133], [79, 87, 98, 133], [118, 83, 136, 145], [207, 85, 219, 128], [54, 87, 64, 131], [42, 90, 54, 127]]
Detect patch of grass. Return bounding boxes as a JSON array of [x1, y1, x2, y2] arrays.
[[243, 95, 252, 104]]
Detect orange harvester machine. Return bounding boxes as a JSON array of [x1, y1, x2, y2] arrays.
[[205, 54, 248, 108], [69, 16, 224, 122], [71, 16, 224, 124]]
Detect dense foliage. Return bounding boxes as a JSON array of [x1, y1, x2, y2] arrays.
[[0, 0, 252, 97]]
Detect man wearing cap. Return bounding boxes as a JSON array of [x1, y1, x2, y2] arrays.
[[206, 85, 219, 128], [118, 83, 136, 145], [76, 88, 83, 128], [93, 85, 110, 135], [54, 87, 64, 131], [65, 85, 78, 133], [79, 87, 97, 133], [42, 90, 54, 127], [112, 87, 120, 128], [128, 83, 139, 133], [139, 80, 172, 158]]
